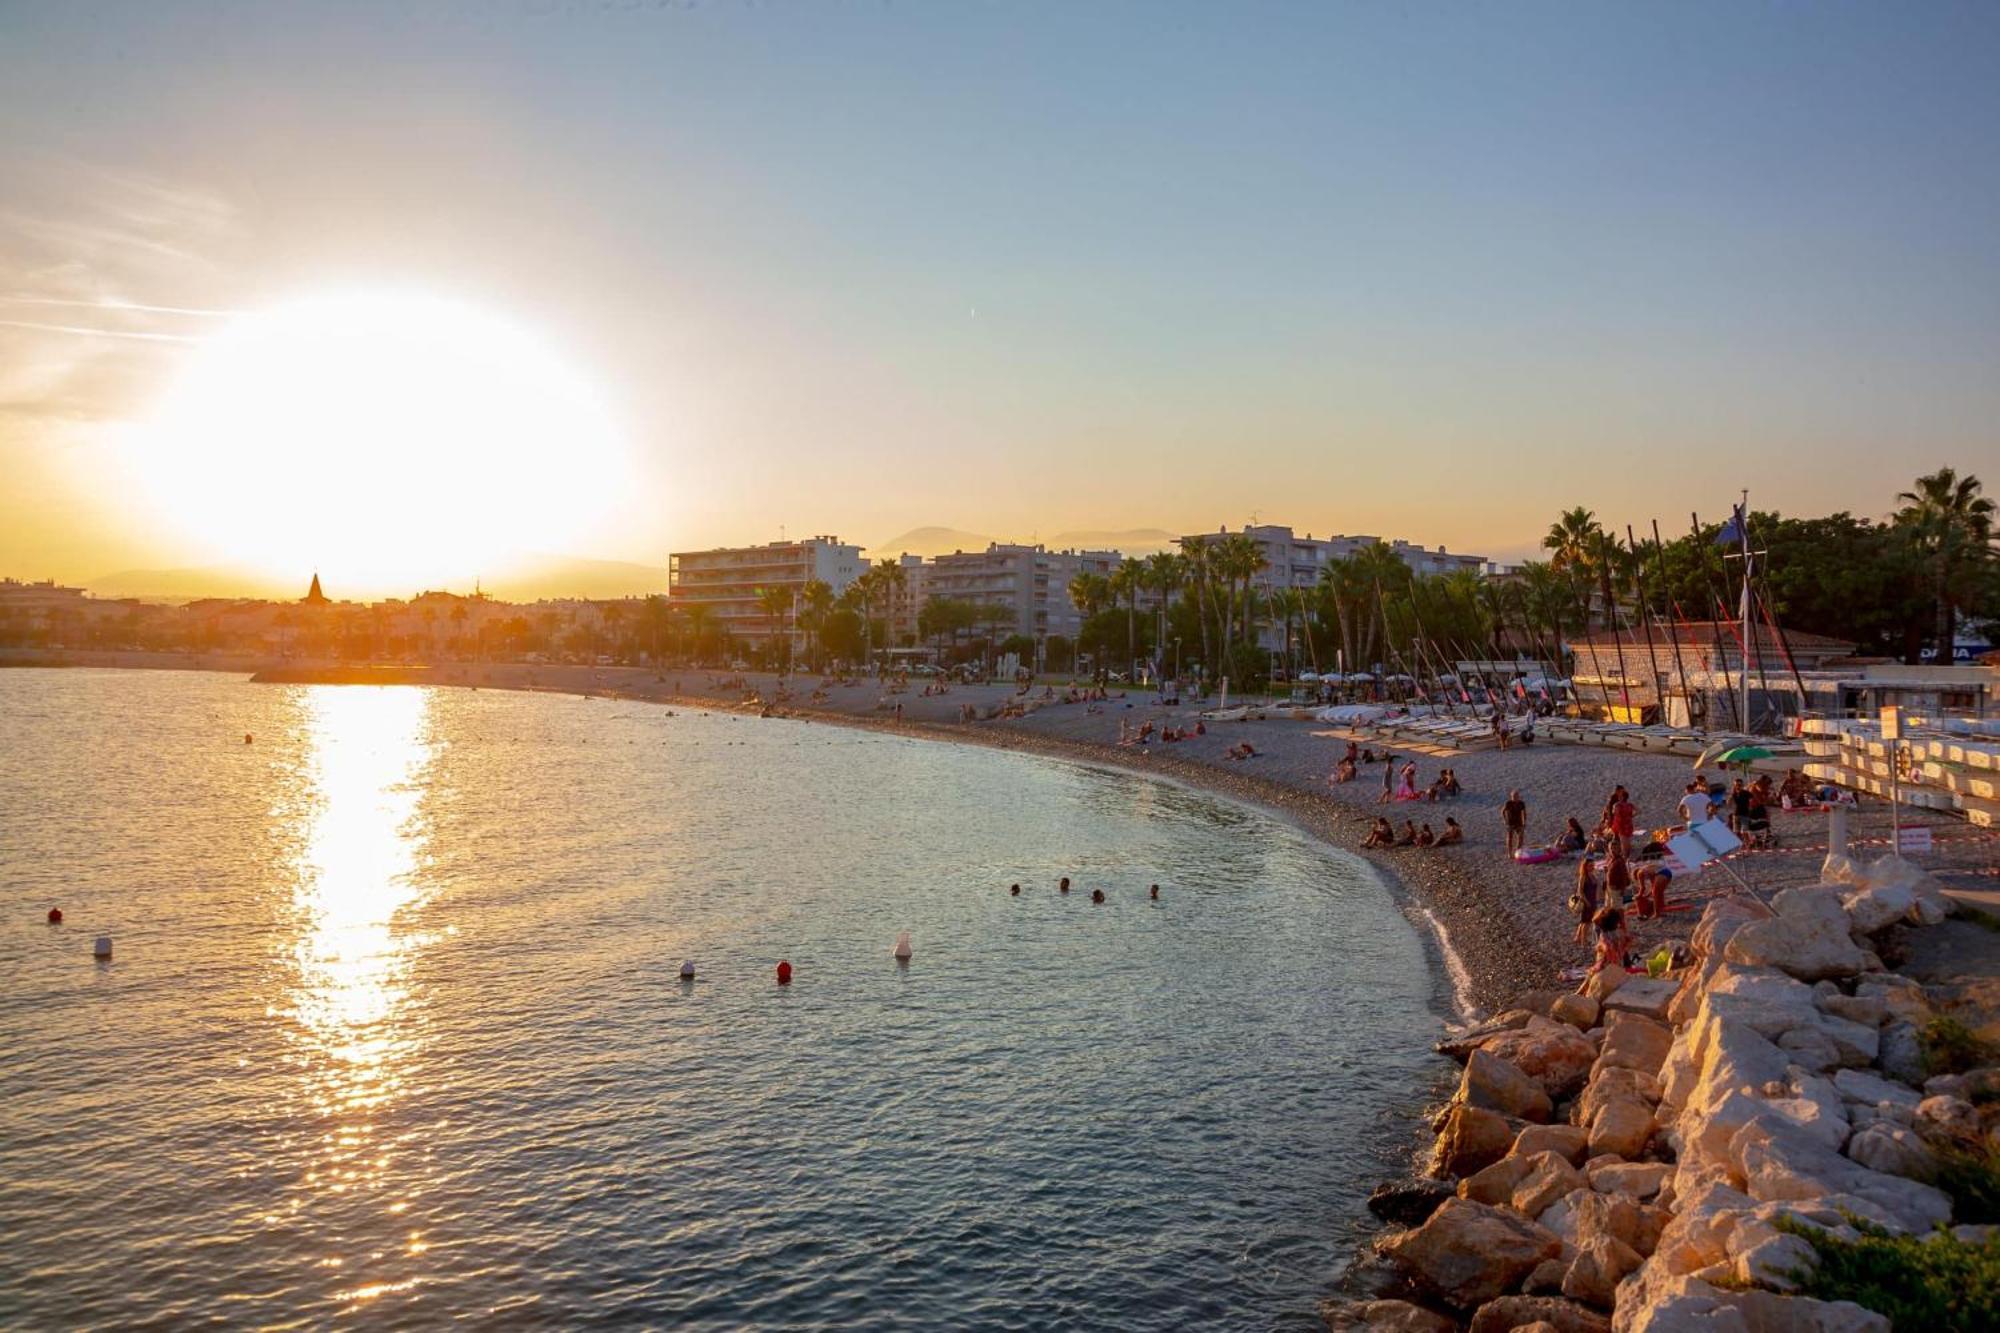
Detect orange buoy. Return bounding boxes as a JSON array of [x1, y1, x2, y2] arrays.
[[776, 960, 792, 985], [47, 907, 62, 924]]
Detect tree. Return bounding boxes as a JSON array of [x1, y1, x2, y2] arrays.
[[1110, 556, 1143, 675], [1895, 468, 1995, 661], [755, 586, 793, 669]]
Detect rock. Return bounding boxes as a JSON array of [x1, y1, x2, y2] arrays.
[[1611, 1262, 1889, 1333], [1515, 1151, 1590, 1218], [1815, 992, 1887, 1028], [1840, 881, 1916, 934], [1650, 1181, 1755, 1275], [1732, 1230, 1819, 1292], [1856, 979, 1931, 1025], [1552, 993, 1600, 1030], [1369, 1178, 1458, 1227], [1461, 1155, 1535, 1205], [1431, 1103, 1519, 1178], [1481, 1018, 1601, 1100], [1595, 1013, 1674, 1078], [1762, 1068, 1851, 1153], [1463, 1048, 1555, 1123], [1814, 1013, 1880, 1067], [1692, 896, 1769, 960], [1571, 1188, 1644, 1251], [1585, 968, 1628, 1002], [1909, 892, 1949, 927], [1588, 1098, 1656, 1161], [1729, 1119, 1952, 1234], [1380, 1198, 1564, 1309], [1914, 1094, 1982, 1148], [1321, 1298, 1459, 1332], [1523, 1258, 1569, 1295], [1589, 1160, 1672, 1199], [1602, 978, 1679, 1023], [1562, 1236, 1642, 1310], [1778, 1024, 1842, 1073], [1515, 1123, 1592, 1165], [1440, 1010, 1538, 1061], [1831, 1067, 1921, 1109], [1468, 1295, 1609, 1333], [1844, 1122, 1939, 1180], [1578, 1068, 1662, 1126], [1878, 1021, 1926, 1085], [1923, 1072, 1970, 1099], [1723, 887, 1867, 982]]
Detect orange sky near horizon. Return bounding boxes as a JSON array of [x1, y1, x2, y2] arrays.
[[3, 5, 1995, 598]]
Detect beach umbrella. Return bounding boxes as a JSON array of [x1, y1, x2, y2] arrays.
[[1713, 744, 1774, 770], [1693, 737, 1747, 770]]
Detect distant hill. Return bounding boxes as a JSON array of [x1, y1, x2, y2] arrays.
[[89, 552, 665, 604], [1048, 528, 1181, 557], [871, 526, 997, 558]]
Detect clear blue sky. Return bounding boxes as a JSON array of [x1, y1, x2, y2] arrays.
[[3, 1, 1997, 581]]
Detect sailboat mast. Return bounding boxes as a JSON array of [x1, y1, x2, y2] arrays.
[[1739, 490, 1754, 732]]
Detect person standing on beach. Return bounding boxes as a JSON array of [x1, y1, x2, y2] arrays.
[[1609, 788, 1636, 855], [1501, 789, 1527, 855], [1380, 754, 1397, 803]]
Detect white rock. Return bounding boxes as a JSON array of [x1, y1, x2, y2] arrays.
[[1722, 887, 1867, 982], [1845, 1122, 1939, 1180], [1831, 1067, 1921, 1110]]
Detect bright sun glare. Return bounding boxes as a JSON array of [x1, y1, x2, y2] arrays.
[[130, 290, 628, 591]]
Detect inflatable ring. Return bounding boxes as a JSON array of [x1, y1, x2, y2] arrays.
[[1513, 847, 1561, 865]]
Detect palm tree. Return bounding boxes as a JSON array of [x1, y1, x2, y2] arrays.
[[1544, 507, 1606, 628], [798, 579, 834, 669], [1895, 468, 1995, 660], [683, 604, 715, 664], [1067, 570, 1109, 619], [755, 586, 793, 669], [1109, 557, 1143, 675]]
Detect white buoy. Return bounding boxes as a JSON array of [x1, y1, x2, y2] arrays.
[[93, 935, 113, 959], [893, 931, 912, 961], [679, 960, 696, 980]]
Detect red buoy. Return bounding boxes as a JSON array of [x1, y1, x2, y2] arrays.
[[776, 960, 793, 985], [47, 907, 62, 924]]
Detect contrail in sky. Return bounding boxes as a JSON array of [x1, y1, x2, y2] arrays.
[[1, 295, 239, 317], [0, 318, 202, 342]]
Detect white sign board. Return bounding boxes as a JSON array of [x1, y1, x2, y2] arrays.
[[1896, 825, 1932, 855], [1668, 818, 1743, 874]]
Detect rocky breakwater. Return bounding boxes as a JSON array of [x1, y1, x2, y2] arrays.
[[1332, 856, 1999, 1333]]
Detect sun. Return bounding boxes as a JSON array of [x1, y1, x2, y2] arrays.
[[127, 289, 629, 592]]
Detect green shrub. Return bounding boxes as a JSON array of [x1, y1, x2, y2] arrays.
[[1922, 1015, 1997, 1077], [1933, 1147, 2000, 1225], [1774, 1215, 2000, 1331]]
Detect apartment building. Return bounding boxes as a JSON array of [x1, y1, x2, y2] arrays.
[[921, 543, 1120, 644], [667, 536, 864, 646]]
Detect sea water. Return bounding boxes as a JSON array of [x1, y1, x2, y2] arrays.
[[0, 669, 1446, 1329]]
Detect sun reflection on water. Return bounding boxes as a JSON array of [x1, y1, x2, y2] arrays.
[[284, 686, 437, 1214]]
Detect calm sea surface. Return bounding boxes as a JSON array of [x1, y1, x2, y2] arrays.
[[0, 669, 1445, 1330]]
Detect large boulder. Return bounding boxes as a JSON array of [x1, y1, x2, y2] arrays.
[[1463, 1048, 1555, 1122], [1595, 1013, 1675, 1078], [1440, 1010, 1538, 1061], [1481, 1017, 1601, 1099], [1831, 1067, 1921, 1110], [1369, 1178, 1457, 1227], [1321, 1298, 1458, 1332], [1840, 881, 1916, 934], [1379, 1198, 1564, 1309], [1729, 1119, 1953, 1235], [1469, 1295, 1609, 1333], [1561, 1236, 1642, 1310], [1816, 992, 1887, 1028], [1588, 1098, 1657, 1160], [1722, 887, 1867, 982], [1515, 1123, 1592, 1165], [1461, 1154, 1534, 1205], [1844, 1122, 1939, 1180], [1514, 1150, 1590, 1217], [1589, 1160, 1672, 1200], [1610, 1261, 1889, 1333], [1552, 993, 1600, 1030], [1431, 1102, 1519, 1178], [1914, 1094, 1983, 1148], [1602, 978, 1680, 1024], [1877, 1021, 1926, 1085]]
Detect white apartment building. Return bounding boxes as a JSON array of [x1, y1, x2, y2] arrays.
[[668, 536, 864, 646], [921, 543, 1120, 644]]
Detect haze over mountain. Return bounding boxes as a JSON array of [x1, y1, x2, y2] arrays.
[[88, 552, 666, 604], [872, 526, 1181, 560]]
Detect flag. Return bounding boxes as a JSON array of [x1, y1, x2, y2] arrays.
[[1714, 508, 1747, 548]]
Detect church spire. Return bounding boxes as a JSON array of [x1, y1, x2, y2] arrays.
[[303, 571, 328, 605]]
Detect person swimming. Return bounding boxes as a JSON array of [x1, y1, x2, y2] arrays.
[[1059, 876, 1070, 894], [1090, 889, 1105, 904], [1149, 884, 1159, 899], [1010, 883, 1020, 896]]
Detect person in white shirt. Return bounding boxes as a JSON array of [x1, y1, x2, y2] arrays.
[[1678, 781, 1712, 827]]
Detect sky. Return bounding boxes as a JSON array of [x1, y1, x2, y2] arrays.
[[3, 1, 1998, 595]]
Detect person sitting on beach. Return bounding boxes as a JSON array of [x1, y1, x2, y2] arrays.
[[1582, 824, 1609, 859], [1436, 816, 1463, 846], [1360, 748, 1375, 764], [1333, 757, 1357, 783], [1362, 817, 1395, 848], [1415, 822, 1437, 847], [1441, 768, 1461, 798], [1555, 817, 1587, 854], [1397, 820, 1419, 847], [1426, 775, 1448, 802], [1634, 862, 1674, 919]]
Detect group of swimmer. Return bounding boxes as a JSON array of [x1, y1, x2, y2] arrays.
[[1010, 875, 1161, 905]]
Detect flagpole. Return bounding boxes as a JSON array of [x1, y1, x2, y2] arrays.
[[1739, 491, 1754, 733]]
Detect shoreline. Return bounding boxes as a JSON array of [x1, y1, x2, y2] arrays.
[[10, 650, 1983, 1020]]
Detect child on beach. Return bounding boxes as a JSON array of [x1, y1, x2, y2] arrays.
[[1437, 816, 1463, 846]]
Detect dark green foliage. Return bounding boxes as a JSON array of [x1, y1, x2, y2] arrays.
[[1922, 1015, 1998, 1077], [1774, 1215, 2000, 1331], [1933, 1147, 2000, 1225]]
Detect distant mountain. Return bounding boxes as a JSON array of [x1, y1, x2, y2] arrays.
[[88, 552, 666, 604], [871, 526, 997, 558], [1048, 528, 1181, 556]]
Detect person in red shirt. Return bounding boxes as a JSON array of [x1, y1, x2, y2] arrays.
[[1609, 788, 1637, 855]]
